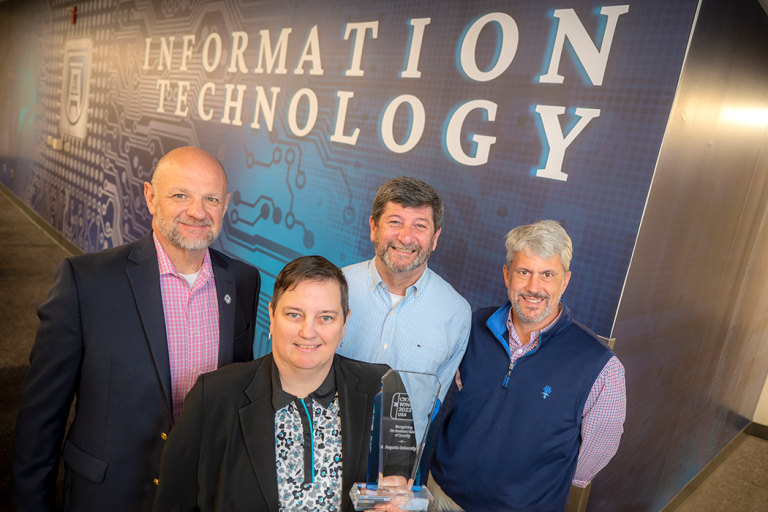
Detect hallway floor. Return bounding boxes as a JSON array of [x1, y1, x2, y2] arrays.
[[0, 189, 71, 511], [674, 435, 768, 512]]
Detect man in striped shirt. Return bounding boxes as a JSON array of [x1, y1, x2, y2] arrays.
[[13, 147, 261, 512], [429, 220, 626, 512]]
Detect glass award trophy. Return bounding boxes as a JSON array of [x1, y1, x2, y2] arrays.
[[350, 370, 440, 511]]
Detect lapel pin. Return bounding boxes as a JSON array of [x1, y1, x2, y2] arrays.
[[224, 294, 232, 304]]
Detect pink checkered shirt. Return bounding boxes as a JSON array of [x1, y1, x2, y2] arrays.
[[507, 305, 626, 487], [154, 234, 220, 421]]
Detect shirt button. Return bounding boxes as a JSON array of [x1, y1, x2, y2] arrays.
[[517, 349, 522, 354], [384, 344, 389, 349], [389, 312, 394, 316], [161, 432, 167, 440]]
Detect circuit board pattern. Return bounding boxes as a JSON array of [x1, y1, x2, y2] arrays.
[[0, 0, 698, 358]]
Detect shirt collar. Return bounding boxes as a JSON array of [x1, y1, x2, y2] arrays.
[[153, 232, 213, 281], [271, 359, 337, 411], [507, 302, 564, 345], [368, 258, 431, 295]]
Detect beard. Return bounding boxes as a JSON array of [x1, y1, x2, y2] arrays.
[[511, 289, 562, 325], [155, 210, 220, 251], [375, 235, 435, 274]]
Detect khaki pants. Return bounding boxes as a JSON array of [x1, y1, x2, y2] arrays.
[[427, 472, 465, 512]]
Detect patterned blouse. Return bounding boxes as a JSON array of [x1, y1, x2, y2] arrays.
[[272, 362, 344, 512]]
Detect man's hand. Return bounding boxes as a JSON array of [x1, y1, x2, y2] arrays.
[[378, 474, 410, 488], [367, 476, 412, 511]]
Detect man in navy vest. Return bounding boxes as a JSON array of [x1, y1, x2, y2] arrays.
[[429, 220, 626, 512]]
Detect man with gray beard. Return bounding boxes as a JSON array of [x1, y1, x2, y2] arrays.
[[429, 220, 626, 512], [337, 177, 470, 431], [13, 147, 261, 512]]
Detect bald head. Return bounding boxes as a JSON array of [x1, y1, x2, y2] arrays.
[[151, 147, 228, 190], [144, 147, 231, 270]]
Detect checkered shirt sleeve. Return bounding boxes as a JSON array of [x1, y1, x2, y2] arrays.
[[572, 356, 626, 487]]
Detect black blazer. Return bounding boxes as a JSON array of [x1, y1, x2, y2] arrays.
[[12, 232, 261, 512], [153, 354, 389, 512]]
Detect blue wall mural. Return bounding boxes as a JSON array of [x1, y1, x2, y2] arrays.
[[0, 0, 698, 357]]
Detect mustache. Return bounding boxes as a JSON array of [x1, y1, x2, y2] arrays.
[[517, 291, 550, 300], [388, 241, 421, 252], [175, 217, 213, 227]]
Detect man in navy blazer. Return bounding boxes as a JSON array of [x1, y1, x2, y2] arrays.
[[12, 147, 261, 512]]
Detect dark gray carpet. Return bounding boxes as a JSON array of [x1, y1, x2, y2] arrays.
[[0, 190, 71, 511]]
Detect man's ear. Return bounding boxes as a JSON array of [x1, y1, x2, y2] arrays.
[[223, 192, 231, 214], [431, 228, 442, 250], [369, 216, 377, 243], [144, 182, 157, 215]]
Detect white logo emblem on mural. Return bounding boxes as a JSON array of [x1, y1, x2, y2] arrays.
[[59, 38, 92, 139]]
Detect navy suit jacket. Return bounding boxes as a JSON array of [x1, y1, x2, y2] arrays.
[[12, 232, 261, 512]]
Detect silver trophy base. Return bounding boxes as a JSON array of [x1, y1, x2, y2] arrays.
[[351, 483, 436, 511]]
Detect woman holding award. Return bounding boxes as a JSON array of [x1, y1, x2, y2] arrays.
[[153, 255, 389, 512]]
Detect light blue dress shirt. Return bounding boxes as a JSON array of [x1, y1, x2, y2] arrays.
[[338, 259, 471, 437]]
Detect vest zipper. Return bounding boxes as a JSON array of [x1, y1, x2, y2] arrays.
[[499, 320, 551, 390], [502, 362, 514, 389]]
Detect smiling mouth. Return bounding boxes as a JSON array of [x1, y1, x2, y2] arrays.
[[296, 343, 321, 349], [389, 243, 419, 255], [519, 294, 549, 306], [179, 222, 211, 229]]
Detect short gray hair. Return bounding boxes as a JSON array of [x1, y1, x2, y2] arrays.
[[504, 220, 572, 273], [371, 177, 444, 231]]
